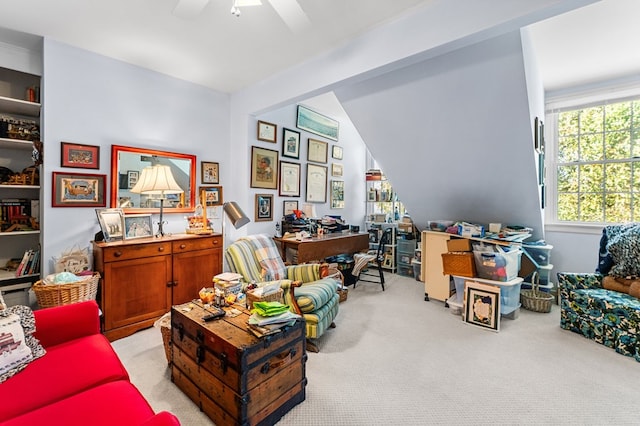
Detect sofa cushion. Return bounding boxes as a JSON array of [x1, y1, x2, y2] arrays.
[[2, 380, 158, 426], [294, 278, 338, 313], [572, 288, 640, 328], [0, 305, 46, 384], [0, 333, 129, 421]]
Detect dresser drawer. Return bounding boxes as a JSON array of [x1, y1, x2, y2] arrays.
[[173, 236, 222, 253], [102, 242, 172, 262]]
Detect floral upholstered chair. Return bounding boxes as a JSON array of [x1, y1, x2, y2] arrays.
[[224, 234, 340, 352], [558, 223, 640, 362]]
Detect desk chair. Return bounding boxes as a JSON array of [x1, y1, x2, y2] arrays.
[[352, 227, 392, 291]]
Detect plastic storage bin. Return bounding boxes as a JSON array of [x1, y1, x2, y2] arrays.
[[473, 249, 521, 281], [447, 294, 463, 316], [412, 260, 421, 281]]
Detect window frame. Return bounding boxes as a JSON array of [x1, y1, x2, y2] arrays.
[[544, 79, 640, 234]]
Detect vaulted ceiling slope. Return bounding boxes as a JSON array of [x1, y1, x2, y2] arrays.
[[335, 30, 544, 239]]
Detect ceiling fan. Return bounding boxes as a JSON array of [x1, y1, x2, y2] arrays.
[[172, 0, 311, 31]]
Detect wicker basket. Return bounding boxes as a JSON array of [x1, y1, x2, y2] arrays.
[[338, 288, 348, 303], [441, 252, 476, 277], [33, 273, 100, 308], [246, 288, 284, 310], [520, 272, 553, 313]]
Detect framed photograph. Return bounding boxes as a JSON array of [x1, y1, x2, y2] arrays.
[[464, 281, 501, 332], [52, 172, 106, 207], [279, 161, 300, 197], [307, 138, 328, 163], [201, 161, 219, 184], [331, 180, 345, 209], [332, 145, 343, 160], [257, 120, 277, 143], [123, 214, 153, 240], [283, 200, 298, 216], [331, 163, 343, 177], [296, 104, 339, 141], [95, 208, 124, 242], [200, 186, 223, 206], [127, 170, 139, 189], [306, 163, 327, 203], [60, 142, 100, 169], [282, 128, 300, 159], [382, 254, 393, 268], [255, 194, 273, 221], [250, 146, 278, 189]]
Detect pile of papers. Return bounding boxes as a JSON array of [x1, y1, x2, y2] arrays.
[[247, 301, 300, 338]]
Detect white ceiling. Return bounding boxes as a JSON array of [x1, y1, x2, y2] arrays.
[[0, 0, 638, 94]]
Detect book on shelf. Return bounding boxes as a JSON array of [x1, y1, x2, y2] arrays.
[[15, 248, 39, 277]]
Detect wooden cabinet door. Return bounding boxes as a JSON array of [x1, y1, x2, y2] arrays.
[[103, 254, 172, 335], [423, 232, 452, 302], [172, 247, 221, 305]]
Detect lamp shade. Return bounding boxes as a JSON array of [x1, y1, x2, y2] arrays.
[[223, 201, 250, 229], [130, 165, 183, 195]]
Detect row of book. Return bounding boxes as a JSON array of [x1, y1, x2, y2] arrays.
[[15, 248, 40, 277]]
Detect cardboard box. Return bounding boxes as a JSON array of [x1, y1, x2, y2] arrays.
[[447, 238, 472, 252]]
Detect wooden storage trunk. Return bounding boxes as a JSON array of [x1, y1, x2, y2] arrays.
[[171, 303, 307, 426]]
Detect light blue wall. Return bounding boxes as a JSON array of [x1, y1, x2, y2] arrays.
[[41, 39, 230, 274]]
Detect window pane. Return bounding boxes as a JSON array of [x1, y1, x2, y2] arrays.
[[634, 163, 640, 192], [558, 135, 578, 162], [605, 193, 631, 223], [557, 165, 578, 192], [580, 106, 604, 133], [632, 128, 640, 158], [558, 193, 578, 221], [580, 164, 604, 192], [579, 193, 604, 222], [580, 133, 604, 161], [605, 162, 631, 192], [558, 111, 579, 136], [604, 131, 631, 159], [604, 102, 631, 131]]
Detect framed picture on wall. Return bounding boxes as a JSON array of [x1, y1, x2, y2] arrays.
[[307, 138, 328, 163], [283, 200, 298, 216], [201, 161, 219, 184], [52, 172, 106, 207], [331, 180, 344, 209], [257, 120, 277, 143], [332, 145, 343, 160], [331, 163, 343, 177], [200, 186, 223, 206], [282, 128, 300, 159], [255, 194, 273, 221], [279, 161, 300, 197], [296, 104, 339, 141], [306, 163, 327, 203], [250, 146, 278, 189], [60, 142, 100, 169]]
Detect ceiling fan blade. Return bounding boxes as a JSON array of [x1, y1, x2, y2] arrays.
[[267, 0, 311, 32], [173, 0, 211, 19]]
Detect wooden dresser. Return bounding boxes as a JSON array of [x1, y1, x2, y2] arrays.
[[92, 233, 222, 341]]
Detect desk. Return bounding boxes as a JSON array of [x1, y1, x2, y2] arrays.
[[274, 232, 369, 264]]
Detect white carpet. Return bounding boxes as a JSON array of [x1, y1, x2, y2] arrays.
[[113, 275, 640, 425]]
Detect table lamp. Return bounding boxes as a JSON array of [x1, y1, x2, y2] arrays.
[[131, 164, 183, 237]]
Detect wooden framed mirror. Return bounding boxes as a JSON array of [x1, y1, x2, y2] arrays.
[[110, 145, 196, 213]]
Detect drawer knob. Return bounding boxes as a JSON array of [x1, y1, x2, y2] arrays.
[[213, 240, 219, 245], [180, 244, 186, 249], [158, 246, 164, 252], [114, 251, 122, 257]]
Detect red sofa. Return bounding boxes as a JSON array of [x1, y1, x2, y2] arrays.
[[0, 301, 179, 426]]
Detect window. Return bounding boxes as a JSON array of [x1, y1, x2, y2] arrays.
[[547, 96, 640, 225]]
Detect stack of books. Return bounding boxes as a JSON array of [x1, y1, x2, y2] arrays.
[[15, 248, 40, 276], [213, 272, 243, 295]]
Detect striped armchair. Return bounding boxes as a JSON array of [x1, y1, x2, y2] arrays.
[[225, 234, 340, 352]]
